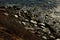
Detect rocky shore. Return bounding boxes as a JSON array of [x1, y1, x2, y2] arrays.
[[0, 5, 60, 40]]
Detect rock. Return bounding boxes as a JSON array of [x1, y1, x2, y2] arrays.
[[25, 27, 35, 30], [30, 20, 37, 24], [43, 28, 51, 34], [25, 19, 29, 22], [14, 15, 18, 18], [24, 10, 27, 13], [40, 23, 45, 26], [42, 36, 47, 39], [56, 39, 60, 40], [4, 13, 9, 16], [50, 35, 55, 38], [22, 22, 26, 25]]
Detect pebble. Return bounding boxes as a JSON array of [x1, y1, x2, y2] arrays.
[[40, 23, 45, 26], [22, 22, 26, 25], [14, 15, 18, 18], [43, 28, 51, 34], [56, 39, 60, 40], [50, 35, 55, 38], [24, 10, 27, 13], [30, 20, 37, 24], [34, 24, 37, 27], [41, 26, 45, 28], [4, 13, 9, 16], [42, 36, 47, 39], [25, 19, 29, 22], [31, 31, 35, 33], [25, 27, 35, 30]]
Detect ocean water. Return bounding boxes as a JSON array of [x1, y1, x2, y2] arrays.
[[0, 0, 57, 5]]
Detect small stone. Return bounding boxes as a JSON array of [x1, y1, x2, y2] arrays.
[[31, 31, 35, 33], [14, 15, 18, 18], [34, 24, 37, 27], [25, 27, 34, 30], [4, 13, 9, 16], [56, 39, 60, 40], [41, 26, 45, 28], [40, 23, 45, 26], [42, 36, 47, 39], [50, 35, 55, 38], [22, 22, 26, 25], [30, 20, 37, 24], [24, 10, 27, 13], [43, 28, 50, 34], [25, 19, 29, 22]]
